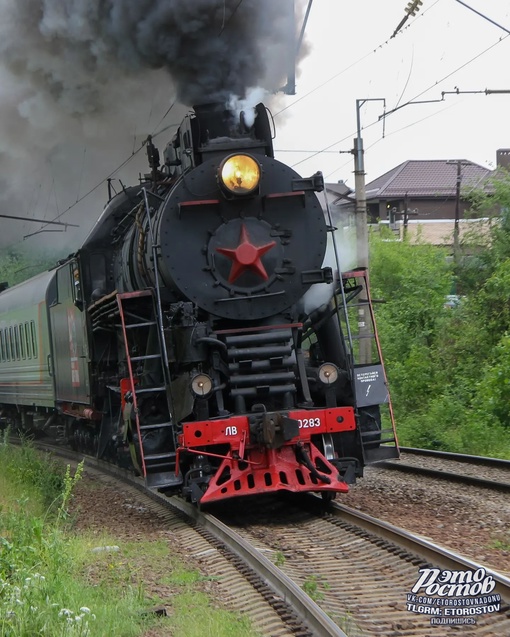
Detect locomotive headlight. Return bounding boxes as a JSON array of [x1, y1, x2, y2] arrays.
[[318, 363, 339, 385], [191, 373, 213, 397], [219, 154, 260, 196]]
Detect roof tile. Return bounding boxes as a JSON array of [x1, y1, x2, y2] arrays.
[[364, 160, 492, 199]]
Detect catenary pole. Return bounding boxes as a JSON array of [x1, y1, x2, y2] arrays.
[[353, 98, 384, 364], [353, 98, 385, 268]]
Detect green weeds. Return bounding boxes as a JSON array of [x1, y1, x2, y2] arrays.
[[0, 441, 258, 636], [0, 438, 65, 509], [302, 574, 330, 602], [273, 550, 286, 567], [0, 445, 155, 636], [488, 536, 510, 551]]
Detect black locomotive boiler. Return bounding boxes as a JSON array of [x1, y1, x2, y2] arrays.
[[0, 103, 398, 504]]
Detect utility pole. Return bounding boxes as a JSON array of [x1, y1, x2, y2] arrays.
[[352, 98, 384, 365], [402, 192, 418, 239], [353, 98, 385, 268], [403, 192, 410, 239], [353, 134, 367, 268], [446, 160, 471, 265], [454, 161, 461, 260]]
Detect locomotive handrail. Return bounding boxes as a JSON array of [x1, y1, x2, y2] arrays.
[[140, 188, 176, 436], [214, 289, 285, 302]]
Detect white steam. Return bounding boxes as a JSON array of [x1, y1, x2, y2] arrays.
[[300, 207, 357, 315], [227, 87, 268, 128]]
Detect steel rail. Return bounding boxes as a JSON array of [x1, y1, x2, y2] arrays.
[[379, 447, 510, 492], [167, 495, 348, 637], [17, 440, 510, 631], [400, 446, 510, 468], [33, 443, 347, 637], [378, 461, 510, 492], [325, 500, 510, 602]]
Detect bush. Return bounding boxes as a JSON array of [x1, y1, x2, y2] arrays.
[[369, 226, 510, 458], [474, 333, 510, 430]]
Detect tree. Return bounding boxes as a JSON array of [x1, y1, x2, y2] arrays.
[[0, 248, 59, 288], [369, 218, 510, 457]]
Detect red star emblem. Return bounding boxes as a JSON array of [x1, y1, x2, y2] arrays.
[[216, 224, 276, 283]]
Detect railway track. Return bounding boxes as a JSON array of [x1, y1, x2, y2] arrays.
[[34, 443, 347, 637], [378, 446, 510, 492], [220, 494, 510, 636], [25, 441, 510, 636]]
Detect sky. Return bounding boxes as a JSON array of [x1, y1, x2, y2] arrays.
[[275, 0, 510, 188], [1, 0, 509, 253]]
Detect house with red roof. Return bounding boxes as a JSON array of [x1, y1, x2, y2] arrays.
[[364, 159, 493, 225], [325, 151, 510, 245]]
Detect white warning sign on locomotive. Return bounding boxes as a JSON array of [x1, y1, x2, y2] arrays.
[[353, 364, 389, 407]]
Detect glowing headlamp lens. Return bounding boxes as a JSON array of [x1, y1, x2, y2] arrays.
[[318, 363, 339, 385], [191, 373, 213, 397], [219, 154, 260, 195]]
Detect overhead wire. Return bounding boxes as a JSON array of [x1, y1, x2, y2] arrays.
[[10, 0, 508, 244], [273, 48, 377, 119], [219, 0, 244, 37], [290, 31, 509, 177], [323, 99, 466, 181], [274, 0, 441, 120], [398, 33, 510, 105], [394, 47, 414, 110], [454, 0, 510, 35], [18, 104, 182, 242]]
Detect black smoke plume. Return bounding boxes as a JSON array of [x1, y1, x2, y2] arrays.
[[0, 0, 300, 249]]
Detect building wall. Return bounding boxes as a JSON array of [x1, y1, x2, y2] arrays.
[[382, 218, 490, 245], [374, 197, 472, 222]]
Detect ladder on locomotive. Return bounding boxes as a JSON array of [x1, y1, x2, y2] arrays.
[[339, 269, 399, 463], [117, 290, 182, 489]]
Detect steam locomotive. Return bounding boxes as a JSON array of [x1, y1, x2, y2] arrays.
[[0, 103, 398, 504]]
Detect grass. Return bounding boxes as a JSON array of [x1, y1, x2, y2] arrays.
[[0, 445, 147, 636], [302, 574, 330, 602], [488, 536, 510, 551], [0, 439, 259, 637], [273, 550, 286, 567], [0, 474, 44, 518], [168, 592, 255, 637]]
